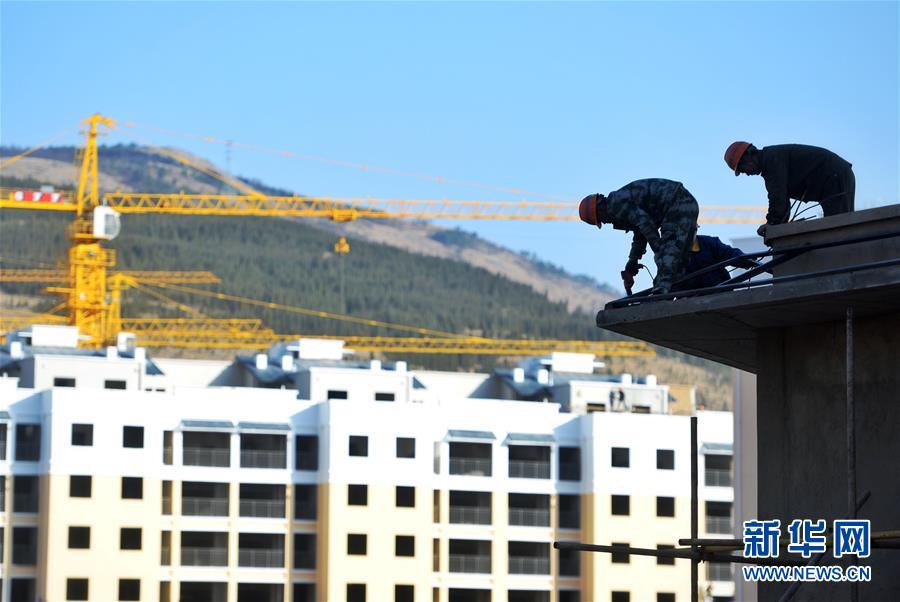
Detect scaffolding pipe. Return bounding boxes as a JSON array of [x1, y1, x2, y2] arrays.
[[691, 416, 698, 601], [847, 306, 858, 602]]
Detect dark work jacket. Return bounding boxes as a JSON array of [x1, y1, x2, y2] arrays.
[[760, 144, 852, 224], [674, 235, 755, 291]]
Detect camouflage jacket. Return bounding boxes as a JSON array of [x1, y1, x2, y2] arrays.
[[603, 178, 688, 261]]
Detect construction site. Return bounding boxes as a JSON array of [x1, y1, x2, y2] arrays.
[[1, 3, 898, 602]]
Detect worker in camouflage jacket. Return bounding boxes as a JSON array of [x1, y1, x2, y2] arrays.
[[578, 178, 699, 294], [724, 142, 855, 237]]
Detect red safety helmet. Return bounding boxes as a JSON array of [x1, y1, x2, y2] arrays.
[[724, 141, 752, 175], [579, 194, 599, 226]]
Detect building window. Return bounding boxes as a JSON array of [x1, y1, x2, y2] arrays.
[[0, 423, 7, 460], [611, 447, 629, 467], [66, 578, 89, 601], [611, 494, 630, 516], [0, 476, 4, 510], [328, 389, 348, 400], [558, 446, 581, 481], [657, 594, 675, 602], [610, 542, 630, 564], [376, 392, 396, 402], [162, 480, 172, 515], [349, 436, 368, 457], [395, 535, 415, 557], [123, 426, 144, 448], [559, 592, 581, 602], [119, 579, 140, 601], [54, 377, 76, 387], [13, 475, 39, 513], [611, 593, 630, 602], [294, 584, 315, 602], [120, 527, 142, 550], [71, 424, 93, 446], [348, 484, 368, 506], [558, 494, 581, 529], [396, 486, 415, 508], [12, 526, 37, 565], [347, 534, 367, 555], [347, 584, 366, 602], [295, 435, 319, 470], [15, 424, 41, 461], [160, 581, 171, 602], [657, 449, 674, 469], [105, 379, 127, 390], [161, 531, 171, 566], [395, 585, 414, 602], [294, 533, 316, 570], [396, 437, 415, 458], [163, 430, 173, 465], [68, 526, 90, 549], [122, 477, 143, 499], [70, 475, 92, 498], [657, 544, 676, 565], [656, 496, 675, 517], [294, 484, 317, 520], [558, 545, 581, 577]]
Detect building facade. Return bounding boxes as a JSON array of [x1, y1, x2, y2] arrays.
[[0, 329, 734, 602]]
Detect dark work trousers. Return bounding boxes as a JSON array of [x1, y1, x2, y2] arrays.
[[819, 166, 856, 216], [654, 190, 699, 291]]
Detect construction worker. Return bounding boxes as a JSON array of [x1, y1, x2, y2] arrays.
[[578, 178, 699, 295], [673, 234, 760, 291], [724, 142, 855, 236]]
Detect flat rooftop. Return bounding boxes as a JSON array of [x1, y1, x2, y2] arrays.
[[596, 204, 900, 372]]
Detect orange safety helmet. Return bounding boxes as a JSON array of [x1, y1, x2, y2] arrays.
[[724, 141, 752, 175], [579, 194, 599, 226]]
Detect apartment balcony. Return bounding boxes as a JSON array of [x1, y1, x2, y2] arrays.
[[509, 507, 550, 527], [239, 533, 285, 568], [238, 548, 285, 568], [240, 498, 285, 519], [509, 493, 550, 527], [183, 447, 230, 468], [508, 556, 550, 575], [449, 506, 492, 525], [706, 516, 734, 535], [508, 542, 550, 575], [705, 468, 733, 487], [449, 442, 492, 476], [508, 460, 551, 479], [182, 497, 229, 517], [508, 445, 551, 480], [240, 434, 287, 469], [449, 554, 491, 573], [181, 546, 228, 566], [449, 457, 492, 477]]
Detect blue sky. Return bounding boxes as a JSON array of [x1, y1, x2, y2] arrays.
[[2, 1, 898, 293]]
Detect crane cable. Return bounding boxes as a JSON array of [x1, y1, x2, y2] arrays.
[[120, 120, 568, 202], [0, 127, 76, 170], [141, 281, 482, 340]]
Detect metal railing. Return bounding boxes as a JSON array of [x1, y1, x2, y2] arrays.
[[163, 446, 173, 465], [449, 457, 492, 476], [239, 498, 285, 518], [509, 460, 551, 479], [558, 464, 581, 481], [181, 546, 228, 566], [293, 552, 316, 570], [12, 496, 39, 513], [181, 497, 229, 516], [705, 469, 733, 487], [240, 449, 286, 469], [15, 443, 40, 461], [238, 548, 284, 568], [448, 554, 491, 573], [705, 516, 734, 535], [162, 496, 172, 515], [449, 506, 492, 525], [707, 562, 734, 582], [509, 556, 550, 574], [12, 544, 37, 564], [183, 447, 230, 467], [508, 507, 550, 527]]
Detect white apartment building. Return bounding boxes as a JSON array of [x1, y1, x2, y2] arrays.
[[0, 326, 735, 602]]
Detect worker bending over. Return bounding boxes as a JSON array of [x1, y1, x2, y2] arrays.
[[579, 178, 699, 295], [674, 235, 760, 292], [724, 142, 855, 236]]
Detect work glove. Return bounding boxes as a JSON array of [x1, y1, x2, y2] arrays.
[[621, 259, 641, 295], [757, 224, 768, 238]]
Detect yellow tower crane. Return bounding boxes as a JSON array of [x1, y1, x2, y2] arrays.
[[0, 114, 763, 354]]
